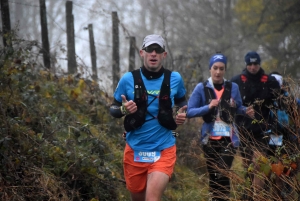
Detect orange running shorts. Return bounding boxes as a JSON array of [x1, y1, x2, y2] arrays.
[[123, 143, 176, 193]]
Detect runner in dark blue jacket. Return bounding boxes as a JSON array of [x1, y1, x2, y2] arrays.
[[231, 51, 280, 200]]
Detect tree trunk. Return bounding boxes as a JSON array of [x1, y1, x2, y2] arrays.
[[88, 23, 97, 81], [39, 0, 51, 70], [1, 0, 11, 47], [128, 36, 136, 72], [66, 1, 76, 74], [112, 11, 120, 90]]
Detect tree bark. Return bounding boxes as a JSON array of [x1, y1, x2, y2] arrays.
[[1, 0, 12, 47], [39, 0, 51, 69], [112, 11, 120, 90], [88, 23, 97, 81], [66, 1, 77, 74]]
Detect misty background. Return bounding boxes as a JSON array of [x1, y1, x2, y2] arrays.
[[1, 0, 300, 96]]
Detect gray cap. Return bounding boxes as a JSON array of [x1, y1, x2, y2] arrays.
[[142, 34, 165, 49]]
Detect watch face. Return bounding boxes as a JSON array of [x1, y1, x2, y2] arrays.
[[121, 106, 125, 114], [121, 106, 128, 115]]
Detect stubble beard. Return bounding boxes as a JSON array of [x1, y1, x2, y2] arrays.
[[145, 62, 162, 72]]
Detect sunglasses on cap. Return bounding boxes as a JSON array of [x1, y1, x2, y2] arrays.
[[247, 62, 259, 66], [143, 46, 165, 54]]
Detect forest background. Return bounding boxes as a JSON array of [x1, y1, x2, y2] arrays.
[[3, 0, 300, 94], [1, 0, 300, 200]]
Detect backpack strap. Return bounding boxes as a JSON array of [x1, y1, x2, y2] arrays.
[[203, 81, 217, 123], [160, 69, 171, 100], [203, 80, 234, 124], [240, 74, 268, 83], [131, 69, 147, 102], [157, 69, 177, 130], [127, 68, 177, 131], [222, 81, 232, 100], [203, 80, 231, 103], [219, 81, 235, 124], [241, 74, 247, 82], [203, 80, 215, 104], [123, 69, 147, 132], [261, 74, 268, 83]]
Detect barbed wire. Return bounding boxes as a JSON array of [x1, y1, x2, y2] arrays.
[[7, 0, 39, 7], [7, 0, 114, 48], [72, 2, 111, 17], [5, 0, 136, 74]]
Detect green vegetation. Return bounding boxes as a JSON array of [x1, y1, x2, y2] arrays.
[[1, 36, 300, 201], [0, 37, 207, 201], [0, 40, 126, 200]]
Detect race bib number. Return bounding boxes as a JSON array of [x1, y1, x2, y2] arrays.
[[134, 150, 161, 163], [211, 121, 231, 137], [269, 134, 283, 146]]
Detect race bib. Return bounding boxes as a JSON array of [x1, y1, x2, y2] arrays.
[[211, 121, 231, 137], [269, 134, 283, 146], [134, 150, 161, 163]]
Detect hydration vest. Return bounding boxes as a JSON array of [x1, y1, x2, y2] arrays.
[[202, 81, 236, 124], [124, 68, 177, 132], [239, 74, 269, 103]]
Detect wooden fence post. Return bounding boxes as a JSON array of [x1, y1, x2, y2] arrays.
[[39, 0, 51, 69], [128, 36, 136, 72], [0, 0, 12, 47], [88, 24, 97, 81], [66, 1, 76, 74], [112, 11, 120, 91]]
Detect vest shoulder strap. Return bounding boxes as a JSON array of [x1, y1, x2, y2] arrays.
[[241, 74, 247, 82], [126, 68, 176, 131], [222, 81, 232, 100], [163, 69, 171, 85], [160, 69, 172, 97], [131, 68, 172, 90], [240, 74, 268, 83], [202, 80, 233, 123], [261, 74, 268, 82], [203, 80, 215, 103], [203, 80, 231, 102], [131, 69, 147, 103], [131, 69, 143, 85]]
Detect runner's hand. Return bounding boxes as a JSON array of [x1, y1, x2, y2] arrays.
[[246, 105, 255, 118], [176, 105, 187, 125], [209, 99, 219, 109], [121, 95, 137, 114]]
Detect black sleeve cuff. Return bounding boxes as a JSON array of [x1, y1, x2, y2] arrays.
[[174, 95, 187, 107], [109, 98, 124, 118]]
